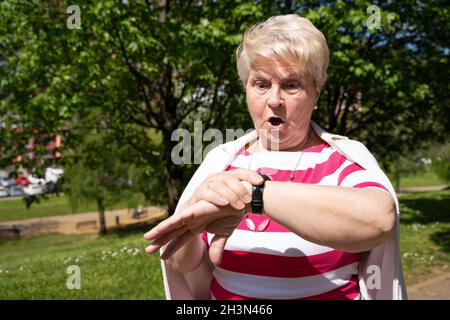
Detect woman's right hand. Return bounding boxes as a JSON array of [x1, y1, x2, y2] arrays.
[[189, 168, 264, 210], [145, 199, 248, 265]]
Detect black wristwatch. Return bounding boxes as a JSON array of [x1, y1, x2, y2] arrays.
[[251, 173, 272, 214]]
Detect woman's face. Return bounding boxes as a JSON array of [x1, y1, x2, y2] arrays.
[[245, 57, 319, 151]]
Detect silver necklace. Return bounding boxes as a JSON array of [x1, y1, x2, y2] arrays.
[[247, 130, 311, 182]]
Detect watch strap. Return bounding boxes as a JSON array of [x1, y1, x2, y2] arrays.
[[251, 173, 271, 214]]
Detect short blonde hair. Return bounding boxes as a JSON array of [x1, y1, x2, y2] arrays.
[[236, 14, 329, 91]]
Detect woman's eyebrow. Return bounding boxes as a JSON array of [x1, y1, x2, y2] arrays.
[[253, 72, 269, 80], [282, 74, 304, 81]]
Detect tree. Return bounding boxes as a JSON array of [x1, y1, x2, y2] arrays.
[[1, 0, 448, 215], [63, 126, 143, 235], [0, 0, 276, 215]]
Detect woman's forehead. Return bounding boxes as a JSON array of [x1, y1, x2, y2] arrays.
[[249, 56, 306, 80], [249, 65, 306, 82]]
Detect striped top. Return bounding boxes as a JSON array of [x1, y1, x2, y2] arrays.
[[202, 141, 391, 300]]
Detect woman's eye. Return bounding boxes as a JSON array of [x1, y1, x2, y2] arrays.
[[255, 81, 268, 89], [285, 81, 302, 91]]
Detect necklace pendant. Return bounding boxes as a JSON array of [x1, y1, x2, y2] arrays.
[[245, 215, 270, 232]]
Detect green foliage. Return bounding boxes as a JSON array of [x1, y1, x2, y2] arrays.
[[1, 0, 448, 209], [62, 128, 143, 213], [300, 0, 450, 165], [430, 144, 450, 184]]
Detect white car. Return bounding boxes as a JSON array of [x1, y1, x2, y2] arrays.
[[27, 175, 47, 185], [0, 185, 8, 197], [45, 167, 64, 183], [23, 184, 46, 196], [8, 185, 25, 197], [0, 178, 15, 187]]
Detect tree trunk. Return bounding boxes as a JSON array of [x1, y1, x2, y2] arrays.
[[97, 198, 107, 235], [162, 130, 183, 216]]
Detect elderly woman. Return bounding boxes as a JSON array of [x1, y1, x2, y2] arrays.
[[144, 14, 407, 300]]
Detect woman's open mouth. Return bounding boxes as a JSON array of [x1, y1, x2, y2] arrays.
[[268, 116, 285, 127]]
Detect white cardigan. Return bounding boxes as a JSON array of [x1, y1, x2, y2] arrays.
[[159, 121, 408, 300]]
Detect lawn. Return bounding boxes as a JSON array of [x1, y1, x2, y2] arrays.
[[398, 189, 450, 284], [0, 190, 448, 299], [0, 225, 165, 299], [0, 194, 150, 222], [388, 169, 448, 188]]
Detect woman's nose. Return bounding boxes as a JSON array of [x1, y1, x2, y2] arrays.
[[267, 86, 284, 108]]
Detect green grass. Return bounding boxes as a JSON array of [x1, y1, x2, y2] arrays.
[[387, 169, 448, 188], [0, 194, 150, 222], [0, 190, 448, 299], [400, 170, 447, 188], [398, 190, 450, 283], [0, 225, 165, 299]]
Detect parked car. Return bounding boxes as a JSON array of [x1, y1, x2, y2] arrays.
[[0, 177, 15, 187], [45, 167, 63, 183], [0, 185, 9, 197], [23, 183, 46, 196], [15, 176, 30, 185], [27, 174, 47, 185], [8, 185, 25, 197]]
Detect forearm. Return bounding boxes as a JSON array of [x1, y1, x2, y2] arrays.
[[262, 181, 396, 252]]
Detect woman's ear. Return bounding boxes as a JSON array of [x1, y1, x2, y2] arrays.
[[315, 88, 321, 100]]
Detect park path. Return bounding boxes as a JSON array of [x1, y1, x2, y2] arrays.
[[0, 205, 167, 237], [399, 184, 448, 193], [407, 271, 450, 300]]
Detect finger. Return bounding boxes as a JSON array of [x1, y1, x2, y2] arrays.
[[229, 168, 264, 185], [209, 180, 245, 210], [144, 204, 203, 240], [145, 225, 189, 254], [194, 186, 230, 207], [209, 235, 229, 265], [144, 214, 189, 240], [145, 200, 219, 241], [160, 230, 196, 260], [223, 177, 252, 204]]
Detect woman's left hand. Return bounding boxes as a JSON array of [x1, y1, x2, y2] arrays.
[[144, 200, 247, 265]]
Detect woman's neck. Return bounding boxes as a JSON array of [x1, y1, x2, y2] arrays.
[[251, 127, 321, 153]]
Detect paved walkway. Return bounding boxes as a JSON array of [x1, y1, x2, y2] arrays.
[[399, 184, 448, 193], [0, 206, 167, 237], [407, 271, 450, 300]]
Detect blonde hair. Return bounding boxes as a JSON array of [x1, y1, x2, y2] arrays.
[[236, 14, 329, 91]]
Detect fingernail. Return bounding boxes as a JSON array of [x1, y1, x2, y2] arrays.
[[243, 194, 251, 203], [145, 244, 158, 253], [236, 201, 245, 209], [218, 197, 229, 205]]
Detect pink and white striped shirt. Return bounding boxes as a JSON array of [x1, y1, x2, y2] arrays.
[[202, 141, 391, 300]]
